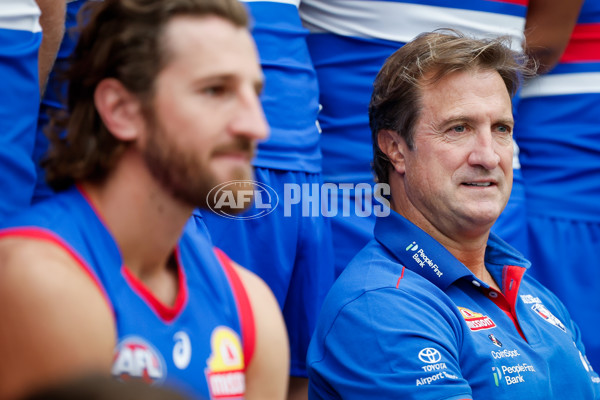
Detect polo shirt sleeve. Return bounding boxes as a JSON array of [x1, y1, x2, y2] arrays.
[[308, 287, 473, 400]]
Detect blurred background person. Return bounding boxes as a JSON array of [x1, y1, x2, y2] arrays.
[[515, 0, 600, 371], [0, 0, 42, 221], [33, 4, 335, 398], [0, 0, 288, 398]]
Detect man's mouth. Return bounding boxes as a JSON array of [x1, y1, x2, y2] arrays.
[[462, 182, 493, 187]]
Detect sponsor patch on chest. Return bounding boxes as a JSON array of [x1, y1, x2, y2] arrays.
[[458, 306, 497, 331], [205, 326, 245, 399]]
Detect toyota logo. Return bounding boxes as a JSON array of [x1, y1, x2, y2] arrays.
[[418, 347, 442, 364]]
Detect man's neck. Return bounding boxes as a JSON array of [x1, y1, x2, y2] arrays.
[[79, 153, 193, 281], [391, 198, 498, 289]]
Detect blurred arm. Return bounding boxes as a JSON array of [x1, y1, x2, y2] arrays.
[[35, 0, 67, 95], [524, 0, 584, 74]]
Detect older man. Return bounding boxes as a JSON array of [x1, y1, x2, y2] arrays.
[[306, 31, 600, 399]]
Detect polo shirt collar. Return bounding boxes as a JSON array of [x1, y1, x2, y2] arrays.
[[374, 209, 530, 291]]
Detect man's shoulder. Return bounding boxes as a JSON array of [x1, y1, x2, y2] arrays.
[[0, 189, 114, 309], [0, 236, 99, 295], [0, 238, 115, 399], [321, 240, 454, 325], [341, 240, 443, 295]]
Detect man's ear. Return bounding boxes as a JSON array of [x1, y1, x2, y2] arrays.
[[378, 129, 407, 174], [94, 78, 144, 141]]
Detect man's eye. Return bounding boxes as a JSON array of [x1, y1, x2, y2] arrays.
[[451, 125, 466, 133], [203, 85, 226, 96], [495, 125, 513, 136]]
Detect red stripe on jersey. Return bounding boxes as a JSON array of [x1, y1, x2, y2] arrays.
[[214, 247, 256, 370], [77, 183, 189, 322], [0, 227, 114, 314], [121, 248, 188, 323], [561, 23, 600, 63]]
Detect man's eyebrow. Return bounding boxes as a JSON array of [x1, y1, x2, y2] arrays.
[[494, 118, 515, 126], [431, 115, 474, 131], [192, 73, 264, 95], [436, 115, 514, 127]]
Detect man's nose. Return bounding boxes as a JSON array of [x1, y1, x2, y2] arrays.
[[230, 86, 269, 142], [467, 130, 502, 170]]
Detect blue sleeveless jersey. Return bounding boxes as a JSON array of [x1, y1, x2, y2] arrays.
[[0, 187, 255, 400], [242, 0, 322, 172], [0, 0, 41, 220], [516, 0, 600, 220]]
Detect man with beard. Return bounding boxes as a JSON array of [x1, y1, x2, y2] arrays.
[[0, 1, 288, 400]]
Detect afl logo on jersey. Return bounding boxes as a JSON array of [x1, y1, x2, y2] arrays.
[[112, 336, 166, 384], [205, 326, 245, 399]]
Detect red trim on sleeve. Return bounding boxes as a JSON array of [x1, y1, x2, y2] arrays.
[[121, 247, 188, 323], [0, 227, 114, 315], [561, 23, 600, 63], [214, 247, 256, 370]]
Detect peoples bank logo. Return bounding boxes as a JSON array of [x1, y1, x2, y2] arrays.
[[492, 366, 503, 387], [207, 180, 390, 220], [406, 242, 419, 251]]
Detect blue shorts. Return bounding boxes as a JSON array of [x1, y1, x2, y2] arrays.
[[0, 26, 41, 220], [197, 168, 335, 377]]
